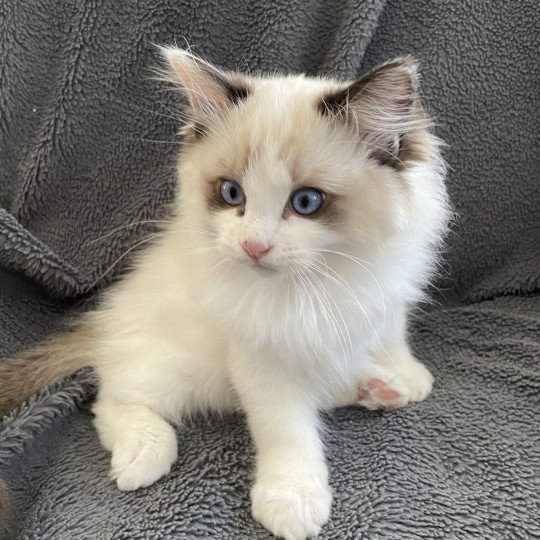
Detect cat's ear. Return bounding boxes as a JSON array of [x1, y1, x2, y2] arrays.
[[320, 57, 429, 165], [159, 46, 250, 113]]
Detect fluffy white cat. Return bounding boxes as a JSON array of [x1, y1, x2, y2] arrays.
[[0, 47, 450, 539]]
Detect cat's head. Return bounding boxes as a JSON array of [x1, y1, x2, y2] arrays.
[[160, 47, 443, 276]]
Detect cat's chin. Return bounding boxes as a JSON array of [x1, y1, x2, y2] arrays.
[[245, 258, 279, 274], [233, 256, 286, 276]]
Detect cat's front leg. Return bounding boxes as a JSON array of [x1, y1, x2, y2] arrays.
[[93, 397, 178, 491], [231, 353, 332, 540], [93, 327, 234, 492]]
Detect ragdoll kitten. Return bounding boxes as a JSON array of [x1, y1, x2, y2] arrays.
[[0, 47, 449, 539]]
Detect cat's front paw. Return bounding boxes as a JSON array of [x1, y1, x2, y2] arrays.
[[356, 364, 409, 411], [251, 478, 332, 540], [109, 427, 178, 491], [398, 359, 433, 402], [356, 360, 433, 411]]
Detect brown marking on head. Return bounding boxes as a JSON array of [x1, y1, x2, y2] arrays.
[[180, 121, 207, 141], [218, 74, 250, 105], [205, 178, 227, 213], [284, 190, 344, 227], [396, 128, 434, 169], [319, 59, 417, 117], [205, 177, 246, 216], [309, 192, 345, 227], [317, 57, 431, 171], [162, 47, 251, 144]]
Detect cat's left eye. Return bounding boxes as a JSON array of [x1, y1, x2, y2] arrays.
[[220, 179, 245, 206], [290, 188, 325, 216]]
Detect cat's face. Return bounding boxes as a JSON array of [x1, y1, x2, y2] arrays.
[[162, 48, 431, 276]]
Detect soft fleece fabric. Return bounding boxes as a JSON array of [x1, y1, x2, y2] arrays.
[[1, 0, 539, 538]]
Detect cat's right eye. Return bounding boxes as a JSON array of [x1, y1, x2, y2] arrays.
[[290, 188, 325, 216], [220, 179, 245, 206]]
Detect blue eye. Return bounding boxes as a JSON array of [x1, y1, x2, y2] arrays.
[[290, 188, 325, 215], [220, 179, 245, 206]]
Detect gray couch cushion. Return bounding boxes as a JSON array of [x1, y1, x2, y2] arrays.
[[1, 0, 538, 538]]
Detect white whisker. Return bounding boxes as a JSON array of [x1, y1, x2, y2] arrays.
[[85, 220, 176, 245], [301, 263, 352, 361], [307, 258, 380, 347], [89, 232, 167, 289], [308, 248, 386, 333]]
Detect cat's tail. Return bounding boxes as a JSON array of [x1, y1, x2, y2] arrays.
[[0, 319, 97, 529], [0, 320, 97, 419]]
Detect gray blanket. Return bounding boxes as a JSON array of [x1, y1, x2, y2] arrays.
[[1, 0, 539, 538]]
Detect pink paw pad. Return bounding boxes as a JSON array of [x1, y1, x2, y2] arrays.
[[357, 378, 407, 410]]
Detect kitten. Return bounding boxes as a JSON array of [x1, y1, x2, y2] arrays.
[[0, 47, 450, 539]]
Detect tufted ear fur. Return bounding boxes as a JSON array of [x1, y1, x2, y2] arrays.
[[159, 46, 250, 119], [320, 57, 430, 166]]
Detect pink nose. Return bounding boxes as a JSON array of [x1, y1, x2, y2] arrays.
[[241, 241, 272, 261]]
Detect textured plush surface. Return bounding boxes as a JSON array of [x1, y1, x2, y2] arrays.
[[1, 0, 539, 539], [4, 296, 540, 539]]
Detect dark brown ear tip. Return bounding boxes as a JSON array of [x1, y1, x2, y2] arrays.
[[396, 55, 420, 69], [355, 56, 421, 93], [378, 56, 422, 95], [380, 56, 420, 79]]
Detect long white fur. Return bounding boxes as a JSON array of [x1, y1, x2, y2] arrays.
[[88, 48, 450, 540]]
